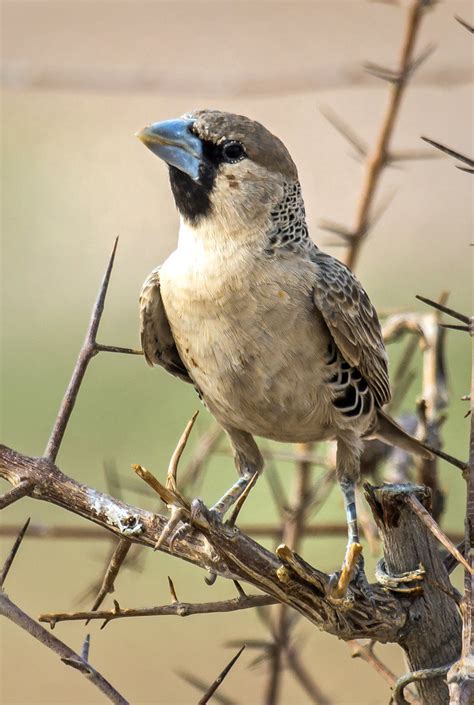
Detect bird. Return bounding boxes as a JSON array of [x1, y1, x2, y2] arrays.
[[136, 109, 433, 592]]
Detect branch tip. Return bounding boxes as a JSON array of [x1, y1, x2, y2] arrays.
[[198, 645, 246, 705], [167, 576, 179, 603], [0, 480, 34, 509], [81, 634, 91, 662], [406, 495, 473, 575], [415, 295, 470, 324], [228, 471, 259, 526], [167, 411, 199, 493], [44, 237, 121, 462], [0, 517, 30, 588]]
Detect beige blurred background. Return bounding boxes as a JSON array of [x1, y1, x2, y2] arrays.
[[1, 1, 472, 704]]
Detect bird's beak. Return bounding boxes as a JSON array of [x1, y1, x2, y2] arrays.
[[136, 118, 203, 182]]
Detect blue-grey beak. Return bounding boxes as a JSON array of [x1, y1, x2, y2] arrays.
[[136, 118, 203, 182]]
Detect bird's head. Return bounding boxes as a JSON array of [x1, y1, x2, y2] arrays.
[[137, 110, 300, 238]]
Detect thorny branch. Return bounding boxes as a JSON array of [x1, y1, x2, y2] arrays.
[[39, 594, 276, 629], [348, 639, 420, 704], [198, 645, 246, 705], [0, 523, 129, 705], [392, 666, 452, 705], [3, 427, 460, 640], [88, 539, 133, 613], [44, 236, 142, 463], [321, 0, 437, 270]]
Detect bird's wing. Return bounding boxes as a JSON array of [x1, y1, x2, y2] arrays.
[[312, 252, 391, 407], [139, 267, 193, 384]]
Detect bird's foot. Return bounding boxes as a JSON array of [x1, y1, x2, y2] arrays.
[[327, 543, 374, 602], [191, 498, 227, 529], [375, 558, 425, 594], [157, 498, 227, 553], [153, 504, 188, 552]]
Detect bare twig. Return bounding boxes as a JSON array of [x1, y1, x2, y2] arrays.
[[40, 595, 275, 628], [44, 238, 118, 461], [177, 671, 237, 705], [331, 0, 435, 270], [455, 15, 474, 34], [405, 495, 473, 575], [167, 576, 179, 603], [95, 344, 143, 355], [198, 645, 246, 705], [348, 639, 420, 704], [43, 238, 141, 462], [415, 295, 471, 325], [133, 463, 188, 509], [0, 518, 30, 588], [89, 539, 133, 613], [420, 137, 474, 172], [0, 480, 34, 509], [392, 664, 451, 705], [443, 540, 466, 576], [82, 634, 91, 662], [0, 592, 129, 704], [167, 411, 199, 494], [181, 424, 224, 491], [228, 471, 259, 526]]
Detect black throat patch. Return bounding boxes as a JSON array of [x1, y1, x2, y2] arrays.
[[168, 165, 214, 224], [168, 138, 231, 224]]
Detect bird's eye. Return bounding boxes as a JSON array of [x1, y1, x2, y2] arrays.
[[221, 141, 246, 163]]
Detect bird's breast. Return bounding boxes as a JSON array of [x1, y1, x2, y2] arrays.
[[159, 241, 337, 439]]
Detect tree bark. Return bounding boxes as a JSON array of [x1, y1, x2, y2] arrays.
[[366, 484, 462, 704]]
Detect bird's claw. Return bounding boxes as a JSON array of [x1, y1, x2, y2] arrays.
[[327, 548, 374, 604], [191, 498, 225, 529], [161, 499, 225, 553], [154, 504, 186, 552], [375, 558, 424, 593]]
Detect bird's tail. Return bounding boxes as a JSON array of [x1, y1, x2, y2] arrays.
[[371, 410, 467, 471], [372, 409, 433, 459]]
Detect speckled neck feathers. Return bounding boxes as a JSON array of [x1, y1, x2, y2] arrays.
[[265, 182, 314, 255]]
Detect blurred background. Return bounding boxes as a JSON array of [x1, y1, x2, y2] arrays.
[[1, 1, 472, 704]]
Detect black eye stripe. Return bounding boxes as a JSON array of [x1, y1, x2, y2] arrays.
[[168, 133, 246, 224], [198, 138, 247, 167]]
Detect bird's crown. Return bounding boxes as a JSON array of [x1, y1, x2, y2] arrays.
[[184, 109, 298, 181]]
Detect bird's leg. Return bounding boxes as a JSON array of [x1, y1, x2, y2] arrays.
[[210, 468, 257, 516], [328, 437, 371, 599], [208, 428, 264, 521], [328, 476, 368, 599], [341, 478, 359, 549], [170, 429, 263, 545]]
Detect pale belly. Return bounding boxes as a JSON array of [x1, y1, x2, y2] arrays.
[[160, 250, 338, 443]]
